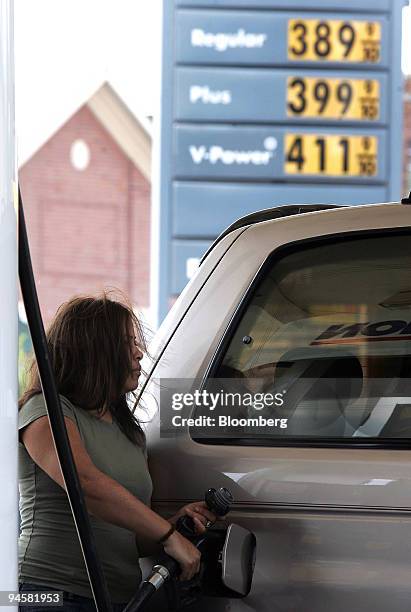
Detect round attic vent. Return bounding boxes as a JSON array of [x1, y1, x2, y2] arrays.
[[70, 139, 90, 171]]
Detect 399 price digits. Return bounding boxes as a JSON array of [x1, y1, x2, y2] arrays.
[[288, 19, 381, 63], [287, 77, 380, 120], [284, 133, 378, 177]]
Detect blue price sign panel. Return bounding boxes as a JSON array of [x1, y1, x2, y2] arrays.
[[175, 68, 387, 123], [176, 0, 394, 9], [153, 0, 406, 323], [176, 11, 389, 67], [172, 182, 387, 239], [174, 125, 386, 182]]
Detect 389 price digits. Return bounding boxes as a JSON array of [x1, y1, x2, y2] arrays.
[[288, 19, 381, 63]]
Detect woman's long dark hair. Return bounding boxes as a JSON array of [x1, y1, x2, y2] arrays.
[[19, 291, 147, 446]]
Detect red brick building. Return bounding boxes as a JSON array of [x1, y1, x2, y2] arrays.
[[19, 83, 152, 325]]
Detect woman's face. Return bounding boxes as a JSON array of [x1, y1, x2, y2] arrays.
[[123, 319, 144, 393]]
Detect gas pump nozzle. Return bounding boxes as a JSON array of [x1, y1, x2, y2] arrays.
[[122, 487, 234, 612], [176, 487, 234, 538]]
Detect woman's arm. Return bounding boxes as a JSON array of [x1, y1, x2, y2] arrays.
[[21, 416, 200, 580]]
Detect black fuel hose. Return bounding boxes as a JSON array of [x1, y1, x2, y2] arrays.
[[121, 582, 156, 612], [122, 555, 179, 612], [122, 572, 165, 612], [18, 187, 113, 612]]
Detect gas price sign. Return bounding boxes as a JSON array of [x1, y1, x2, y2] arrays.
[[154, 0, 405, 323], [287, 18, 381, 63], [286, 76, 380, 120], [284, 134, 377, 177]]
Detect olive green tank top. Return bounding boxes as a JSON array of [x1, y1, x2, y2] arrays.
[[18, 394, 153, 604]]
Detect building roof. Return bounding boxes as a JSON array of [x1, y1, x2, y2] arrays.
[[87, 82, 152, 181], [18, 81, 152, 181]]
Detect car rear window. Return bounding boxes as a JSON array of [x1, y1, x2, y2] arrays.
[[194, 231, 411, 446]]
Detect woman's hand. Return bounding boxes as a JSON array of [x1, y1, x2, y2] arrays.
[[170, 501, 218, 535], [163, 530, 201, 581]]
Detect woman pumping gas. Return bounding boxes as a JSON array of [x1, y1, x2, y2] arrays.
[[18, 291, 218, 611]]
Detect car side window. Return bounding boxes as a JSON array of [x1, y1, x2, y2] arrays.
[[192, 232, 411, 445]]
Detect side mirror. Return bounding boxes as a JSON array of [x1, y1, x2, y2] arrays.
[[221, 523, 256, 597]]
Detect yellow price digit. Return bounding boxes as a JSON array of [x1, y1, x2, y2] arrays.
[[288, 19, 381, 63], [285, 134, 378, 177], [287, 77, 380, 120]]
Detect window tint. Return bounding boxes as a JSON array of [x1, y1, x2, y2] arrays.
[[194, 232, 411, 444]]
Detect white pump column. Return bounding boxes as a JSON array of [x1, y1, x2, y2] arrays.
[[0, 0, 18, 608]]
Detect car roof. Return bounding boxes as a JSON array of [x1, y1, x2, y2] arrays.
[[200, 198, 411, 266]]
